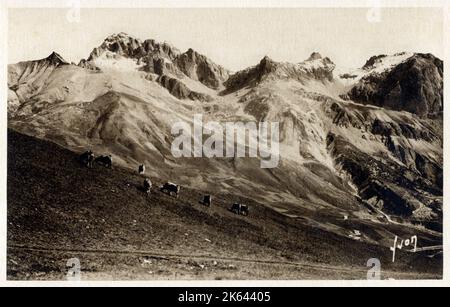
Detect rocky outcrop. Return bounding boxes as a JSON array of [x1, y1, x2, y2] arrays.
[[327, 102, 366, 130], [327, 132, 442, 220], [362, 54, 389, 70], [370, 118, 436, 141], [78, 59, 101, 71], [176, 48, 229, 90], [348, 53, 443, 118], [307, 52, 324, 61], [157, 75, 213, 102], [223, 56, 276, 94], [329, 100, 440, 154]]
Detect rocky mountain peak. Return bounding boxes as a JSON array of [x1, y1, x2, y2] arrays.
[[80, 33, 228, 90], [104, 32, 144, 49], [362, 54, 388, 70], [141, 39, 181, 60], [258, 56, 278, 74], [175, 48, 230, 89], [181, 48, 207, 63], [105, 32, 139, 42], [46, 52, 69, 66], [306, 52, 323, 61], [302, 52, 334, 66], [298, 54, 336, 81], [87, 32, 143, 61], [186, 48, 196, 56]]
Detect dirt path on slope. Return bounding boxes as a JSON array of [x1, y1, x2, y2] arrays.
[[8, 245, 440, 280]]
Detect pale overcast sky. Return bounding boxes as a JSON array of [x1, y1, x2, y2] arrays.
[[8, 7, 443, 70]]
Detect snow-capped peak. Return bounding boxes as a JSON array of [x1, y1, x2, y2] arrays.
[[335, 52, 415, 88], [362, 52, 414, 73]]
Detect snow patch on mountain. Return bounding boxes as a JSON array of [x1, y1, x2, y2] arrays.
[[92, 51, 146, 72], [335, 52, 414, 87]]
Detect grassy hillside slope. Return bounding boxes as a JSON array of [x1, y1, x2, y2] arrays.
[[7, 129, 442, 280]]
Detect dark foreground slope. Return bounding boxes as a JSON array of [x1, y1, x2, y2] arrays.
[[7, 129, 442, 280]]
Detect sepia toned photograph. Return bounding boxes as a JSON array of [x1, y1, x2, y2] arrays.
[[5, 3, 444, 281]]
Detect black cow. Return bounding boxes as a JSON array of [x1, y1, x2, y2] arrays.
[[95, 155, 113, 168], [143, 178, 152, 194], [230, 203, 249, 216], [203, 195, 212, 207], [79, 150, 94, 168], [161, 182, 181, 198], [138, 164, 145, 175]]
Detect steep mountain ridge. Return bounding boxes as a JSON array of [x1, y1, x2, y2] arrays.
[[79, 33, 229, 94], [223, 53, 336, 94], [8, 52, 69, 113]]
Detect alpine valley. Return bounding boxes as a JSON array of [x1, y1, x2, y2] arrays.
[[7, 33, 443, 280]]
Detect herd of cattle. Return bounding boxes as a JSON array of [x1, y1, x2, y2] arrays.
[[80, 150, 112, 169], [79, 150, 249, 216]]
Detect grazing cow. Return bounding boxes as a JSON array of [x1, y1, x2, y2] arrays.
[[79, 150, 94, 168], [95, 155, 113, 168], [161, 182, 181, 198], [139, 164, 145, 175], [79, 150, 91, 163], [203, 195, 212, 207], [87, 152, 95, 168], [143, 178, 152, 194], [230, 203, 249, 216]]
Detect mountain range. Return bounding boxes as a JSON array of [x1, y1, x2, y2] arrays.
[[7, 32, 443, 243]]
